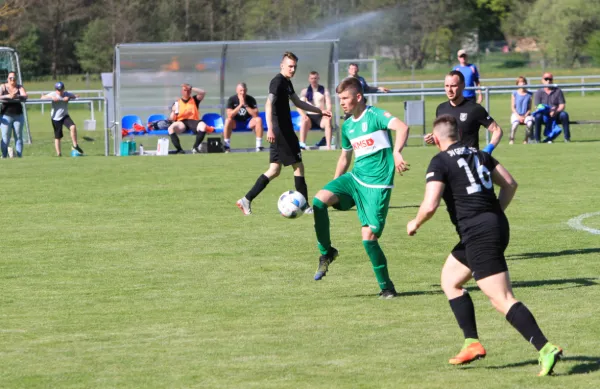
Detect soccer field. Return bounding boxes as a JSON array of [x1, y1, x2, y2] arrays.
[[1, 100, 599, 388]]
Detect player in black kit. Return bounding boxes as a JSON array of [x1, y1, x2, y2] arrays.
[[407, 115, 562, 376], [236, 52, 332, 215], [425, 71, 502, 153]]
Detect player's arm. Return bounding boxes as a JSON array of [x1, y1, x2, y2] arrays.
[[334, 149, 353, 179], [407, 181, 445, 235], [192, 87, 205, 101], [290, 93, 329, 116], [324, 89, 332, 111], [491, 163, 518, 211], [486, 121, 503, 149], [389, 117, 410, 174], [265, 93, 275, 143], [227, 98, 242, 119], [296, 88, 308, 117], [169, 102, 178, 121], [246, 98, 259, 117]]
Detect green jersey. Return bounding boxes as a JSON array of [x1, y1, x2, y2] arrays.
[[341, 106, 397, 188]]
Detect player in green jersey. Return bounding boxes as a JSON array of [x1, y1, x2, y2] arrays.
[[312, 77, 410, 298]]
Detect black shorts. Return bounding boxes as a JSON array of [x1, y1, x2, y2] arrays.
[[451, 212, 510, 281], [234, 115, 252, 123], [181, 119, 201, 133], [52, 115, 76, 139], [270, 126, 302, 166], [307, 114, 323, 129]]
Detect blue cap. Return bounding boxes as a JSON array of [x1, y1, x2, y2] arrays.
[[55, 81, 65, 90]]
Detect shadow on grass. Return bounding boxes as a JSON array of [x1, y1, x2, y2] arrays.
[[349, 277, 597, 298], [388, 205, 419, 210], [482, 356, 600, 376], [507, 248, 600, 261]]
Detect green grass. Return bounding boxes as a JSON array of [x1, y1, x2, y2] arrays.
[[1, 96, 599, 388]]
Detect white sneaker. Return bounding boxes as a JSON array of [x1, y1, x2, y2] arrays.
[[8, 147, 14, 158], [236, 197, 252, 215], [303, 206, 314, 214], [191, 147, 201, 154]]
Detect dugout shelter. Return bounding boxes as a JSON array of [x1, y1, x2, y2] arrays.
[[113, 40, 339, 155]]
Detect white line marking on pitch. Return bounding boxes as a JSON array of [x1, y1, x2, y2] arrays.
[[567, 212, 600, 235]]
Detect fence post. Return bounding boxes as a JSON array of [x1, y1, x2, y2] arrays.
[[421, 82, 425, 100], [581, 77, 585, 97], [485, 87, 490, 144]]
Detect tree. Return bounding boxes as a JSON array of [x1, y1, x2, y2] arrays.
[[15, 26, 45, 78], [75, 19, 113, 73], [526, 0, 600, 67]]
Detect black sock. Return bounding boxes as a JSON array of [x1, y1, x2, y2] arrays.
[[170, 133, 183, 151], [294, 176, 309, 206], [193, 131, 206, 149], [506, 302, 548, 351], [245, 174, 270, 202], [448, 291, 479, 339]]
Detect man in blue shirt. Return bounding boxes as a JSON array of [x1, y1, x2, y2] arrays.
[[347, 63, 389, 94], [453, 50, 482, 103]]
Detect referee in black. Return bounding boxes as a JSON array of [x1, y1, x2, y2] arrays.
[[425, 70, 502, 153], [236, 52, 332, 215]]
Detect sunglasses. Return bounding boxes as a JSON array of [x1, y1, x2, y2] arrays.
[[543, 77, 553, 81], [458, 54, 466, 58], [8, 77, 15, 80]]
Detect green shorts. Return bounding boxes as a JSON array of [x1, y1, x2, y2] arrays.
[[323, 173, 392, 237]]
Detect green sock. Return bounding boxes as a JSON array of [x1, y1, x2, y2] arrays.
[[463, 338, 479, 349], [362, 240, 393, 290], [313, 198, 331, 255]]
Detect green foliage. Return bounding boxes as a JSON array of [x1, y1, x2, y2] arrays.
[[526, 0, 600, 67], [75, 19, 113, 74], [15, 26, 45, 78], [585, 30, 600, 64]]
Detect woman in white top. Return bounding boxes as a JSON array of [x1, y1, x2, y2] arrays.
[[509, 76, 534, 144]]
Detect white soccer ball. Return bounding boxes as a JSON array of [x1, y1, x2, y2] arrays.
[[277, 190, 307, 218]]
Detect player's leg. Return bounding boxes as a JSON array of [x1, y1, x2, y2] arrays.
[[0, 114, 12, 158], [191, 121, 208, 153], [533, 113, 543, 142], [168, 121, 186, 153], [250, 117, 264, 151], [442, 247, 486, 365], [558, 111, 570, 142], [237, 162, 282, 215], [290, 161, 310, 212], [223, 117, 235, 152], [299, 115, 309, 149], [66, 117, 83, 154], [509, 114, 519, 144], [469, 213, 562, 375], [313, 175, 355, 280], [13, 114, 24, 157], [358, 187, 396, 297], [525, 116, 534, 144], [52, 119, 63, 156], [321, 115, 332, 149]]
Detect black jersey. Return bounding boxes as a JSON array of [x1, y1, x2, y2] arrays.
[[269, 73, 295, 132], [436, 99, 494, 149], [227, 94, 257, 121], [426, 142, 503, 228]]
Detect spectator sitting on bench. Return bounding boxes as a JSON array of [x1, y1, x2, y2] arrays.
[[169, 83, 211, 154], [533, 73, 571, 143], [509, 76, 534, 145], [297, 71, 333, 150], [224, 82, 263, 152]]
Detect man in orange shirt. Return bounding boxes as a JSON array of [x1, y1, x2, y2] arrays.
[[168, 84, 211, 154]]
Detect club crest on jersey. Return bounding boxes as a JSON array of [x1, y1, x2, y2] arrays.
[[460, 113, 468, 122], [362, 122, 368, 132]]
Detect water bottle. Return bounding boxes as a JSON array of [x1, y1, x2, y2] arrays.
[[139, 144, 144, 155]]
